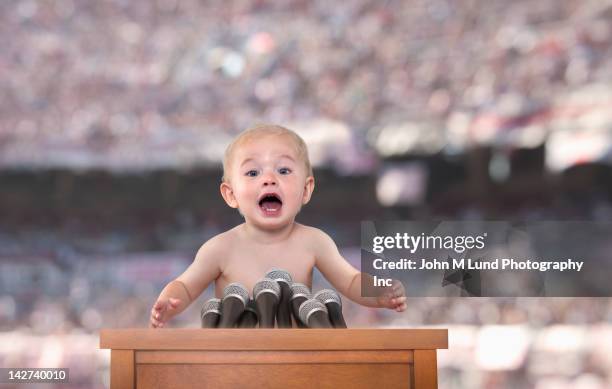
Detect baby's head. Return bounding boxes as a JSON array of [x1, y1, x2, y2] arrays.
[[220, 124, 315, 230], [222, 124, 313, 183]]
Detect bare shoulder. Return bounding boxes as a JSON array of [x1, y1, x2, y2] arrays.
[[293, 223, 336, 250], [194, 225, 241, 261]]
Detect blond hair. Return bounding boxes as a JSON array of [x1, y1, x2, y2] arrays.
[[222, 124, 313, 182]]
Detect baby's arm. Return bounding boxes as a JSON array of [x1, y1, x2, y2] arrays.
[[150, 236, 223, 328], [313, 229, 406, 312]]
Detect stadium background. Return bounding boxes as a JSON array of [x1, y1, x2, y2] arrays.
[[1, 0, 612, 388]]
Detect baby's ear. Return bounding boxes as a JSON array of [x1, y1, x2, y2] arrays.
[[220, 181, 239, 208], [301, 176, 315, 205]]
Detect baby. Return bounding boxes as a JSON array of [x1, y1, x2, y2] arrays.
[[150, 124, 406, 328]]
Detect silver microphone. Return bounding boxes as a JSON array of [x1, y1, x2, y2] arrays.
[[290, 283, 311, 328], [265, 268, 293, 328], [298, 298, 333, 328], [313, 289, 347, 328], [218, 282, 249, 328], [253, 278, 281, 328], [201, 298, 221, 328]]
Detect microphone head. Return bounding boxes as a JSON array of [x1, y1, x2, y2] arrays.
[[253, 278, 281, 300], [265, 268, 293, 285], [200, 298, 221, 318], [298, 298, 328, 325], [223, 282, 249, 305], [313, 289, 342, 306], [290, 283, 312, 301]]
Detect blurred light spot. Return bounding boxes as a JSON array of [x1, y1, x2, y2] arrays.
[[489, 152, 510, 182], [572, 374, 606, 389], [546, 128, 612, 172], [476, 325, 530, 370], [370, 122, 445, 157], [247, 32, 276, 55], [38, 337, 63, 368], [534, 325, 586, 352], [222, 52, 245, 78], [288, 119, 352, 167], [376, 164, 427, 206], [496, 92, 526, 117], [516, 125, 547, 148], [207, 47, 228, 70]]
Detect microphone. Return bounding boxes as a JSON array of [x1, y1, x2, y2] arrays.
[[200, 298, 221, 328], [265, 268, 293, 328], [237, 298, 258, 328], [289, 283, 311, 328], [298, 298, 333, 328], [218, 283, 249, 328], [253, 278, 281, 328], [314, 289, 347, 328]]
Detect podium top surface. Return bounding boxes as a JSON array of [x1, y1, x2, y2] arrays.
[[100, 328, 448, 351]]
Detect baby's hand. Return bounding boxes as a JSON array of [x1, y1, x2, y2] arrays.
[[376, 280, 407, 312], [149, 298, 181, 328]]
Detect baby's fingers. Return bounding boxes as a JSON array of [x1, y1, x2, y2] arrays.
[[151, 306, 165, 320], [153, 300, 167, 312], [389, 295, 406, 310], [150, 316, 163, 328]]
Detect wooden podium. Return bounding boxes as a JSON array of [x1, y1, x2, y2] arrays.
[[100, 329, 447, 389]]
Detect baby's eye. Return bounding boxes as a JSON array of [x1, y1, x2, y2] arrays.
[[245, 170, 259, 177], [278, 167, 292, 175]]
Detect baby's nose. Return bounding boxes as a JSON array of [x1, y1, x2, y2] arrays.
[[262, 172, 277, 185]]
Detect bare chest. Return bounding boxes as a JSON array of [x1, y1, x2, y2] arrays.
[[216, 244, 315, 298]]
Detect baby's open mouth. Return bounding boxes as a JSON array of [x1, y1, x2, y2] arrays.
[[258, 194, 283, 214]]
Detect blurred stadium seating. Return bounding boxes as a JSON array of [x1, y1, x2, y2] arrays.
[[1, 0, 612, 388]]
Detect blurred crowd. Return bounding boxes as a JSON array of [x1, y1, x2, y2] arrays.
[[2, 250, 612, 389], [1, 0, 612, 388], [1, 245, 612, 388], [1, 0, 611, 168]]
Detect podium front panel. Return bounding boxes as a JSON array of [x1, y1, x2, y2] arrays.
[[137, 362, 412, 389], [101, 329, 447, 389]]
